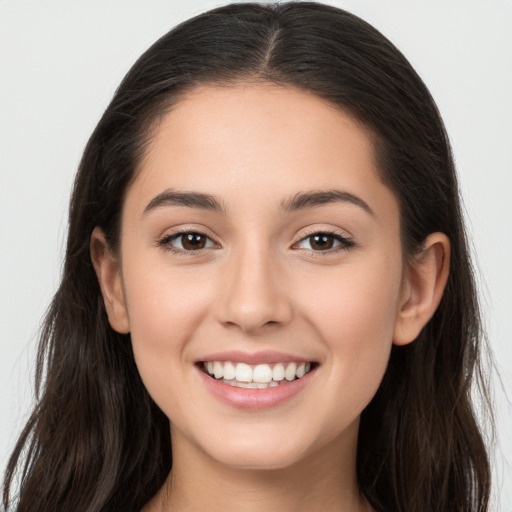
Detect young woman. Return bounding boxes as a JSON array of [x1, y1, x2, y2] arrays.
[[3, 2, 492, 511]]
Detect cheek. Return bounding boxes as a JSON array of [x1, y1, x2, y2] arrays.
[[300, 255, 401, 337], [123, 251, 215, 334], [295, 255, 402, 406], [120, 258, 214, 403]]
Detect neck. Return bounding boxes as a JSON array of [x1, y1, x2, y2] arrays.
[[146, 421, 368, 512]]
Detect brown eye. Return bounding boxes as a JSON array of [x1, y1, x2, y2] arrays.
[[310, 234, 335, 250], [160, 231, 216, 252], [181, 233, 207, 250], [295, 232, 354, 252]]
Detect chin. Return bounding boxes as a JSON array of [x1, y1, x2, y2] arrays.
[[214, 446, 310, 471], [194, 426, 328, 472]]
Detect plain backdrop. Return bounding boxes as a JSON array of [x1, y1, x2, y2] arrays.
[[0, 0, 511, 509]]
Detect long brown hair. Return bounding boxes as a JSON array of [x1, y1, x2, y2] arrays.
[[3, 3, 492, 511]]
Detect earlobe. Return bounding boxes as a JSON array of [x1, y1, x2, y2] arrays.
[[393, 232, 450, 346], [90, 227, 130, 334]]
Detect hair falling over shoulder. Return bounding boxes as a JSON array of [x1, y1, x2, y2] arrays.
[[3, 3, 493, 511]]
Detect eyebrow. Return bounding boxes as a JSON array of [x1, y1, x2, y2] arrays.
[[281, 190, 375, 217], [143, 188, 374, 217], [143, 189, 226, 215]]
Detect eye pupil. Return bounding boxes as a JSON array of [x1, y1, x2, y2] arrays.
[[182, 233, 206, 250], [311, 234, 334, 250]]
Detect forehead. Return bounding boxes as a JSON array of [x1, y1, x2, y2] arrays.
[[125, 83, 396, 222]]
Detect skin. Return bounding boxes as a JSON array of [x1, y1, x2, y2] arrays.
[[92, 83, 450, 511]]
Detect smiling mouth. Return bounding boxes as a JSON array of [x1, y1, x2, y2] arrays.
[[200, 361, 317, 389]]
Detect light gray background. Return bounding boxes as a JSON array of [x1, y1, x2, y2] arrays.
[[1, 0, 510, 509]]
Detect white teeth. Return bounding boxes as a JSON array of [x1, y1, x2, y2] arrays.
[[235, 362, 253, 382], [213, 361, 223, 379], [221, 379, 260, 389], [272, 363, 285, 381], [233, 381, 257, 389], [253, 364, 273, 383], [203, 360, 314, 385], [285, 362, 297, 381], [219, 379, 284, 389], [223, 361, 236, 380]]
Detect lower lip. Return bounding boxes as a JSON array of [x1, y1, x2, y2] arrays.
[[196, 366, 316, 410]]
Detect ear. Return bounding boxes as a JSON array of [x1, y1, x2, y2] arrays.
[[90, 227, 130, 334], [393, 232, 450, 346]]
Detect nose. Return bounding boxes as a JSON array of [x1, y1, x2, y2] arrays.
[[215, 245, 293, 333]]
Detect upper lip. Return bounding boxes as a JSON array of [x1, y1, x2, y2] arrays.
[[197, 350, 316, 365]]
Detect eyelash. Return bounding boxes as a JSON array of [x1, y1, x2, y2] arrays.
[[293, 230, 354, 254], [157, 229, 354, 255], [158, 230, 218, 254]]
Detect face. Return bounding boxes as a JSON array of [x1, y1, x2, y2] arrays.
[[102, 84, 410, 471]]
